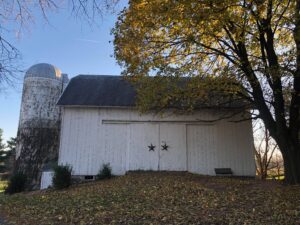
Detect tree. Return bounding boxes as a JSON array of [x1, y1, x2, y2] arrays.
[[0, 129, 7, 173], [0, 131, 15, 176], [5, 137, 17, 174], [113, 0, 300, 184], [6, 137, 16, 154], [0, 0, 119, 89], [254, 121, 278, 179], [269, 154, 285, 179]]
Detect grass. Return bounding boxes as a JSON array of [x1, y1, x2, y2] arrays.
[[0, 181, 7, 193], [0, 172, 299, 225], [267, 175, 285, 180]]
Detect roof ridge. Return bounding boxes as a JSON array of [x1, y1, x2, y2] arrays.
[[75, 74, 121, 78]]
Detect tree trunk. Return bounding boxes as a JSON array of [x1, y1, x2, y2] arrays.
[[260, 171, 267, 180], [278, 140, 300, 184]]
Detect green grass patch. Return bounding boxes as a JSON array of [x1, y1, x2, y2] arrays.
[[0, 180, 8, 193], [267, 175, 285, 180], [0, 172, 299, 225]]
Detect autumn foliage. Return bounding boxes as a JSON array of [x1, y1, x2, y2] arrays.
[[113, 0, 300, 184]]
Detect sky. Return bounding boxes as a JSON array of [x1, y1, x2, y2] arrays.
[[0, 3, 125, 141]]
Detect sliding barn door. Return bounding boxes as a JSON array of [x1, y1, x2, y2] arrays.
[[128, 123, 160, 171], [128, 123, 187, 172], [104, 124, 128, 175], [187, 124, 217, 175], [159, 124, 187, 171]]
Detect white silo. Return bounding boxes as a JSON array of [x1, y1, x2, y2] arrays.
[[15, 63, 69, 190]]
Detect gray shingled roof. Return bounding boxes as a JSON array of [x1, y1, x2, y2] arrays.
[[57, 75, 249, 109], [57, 75, 136, 107]]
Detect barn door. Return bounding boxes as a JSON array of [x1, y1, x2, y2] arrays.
[[104, 124, 128, 175], [128, 123, 160, 171], [159, 124, 187, 171], [187, 124, 217, 175]]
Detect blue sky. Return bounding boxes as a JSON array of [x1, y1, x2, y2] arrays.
[[0, 4, 124, 141]]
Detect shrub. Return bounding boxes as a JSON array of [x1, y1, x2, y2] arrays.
[[96, 163, 112, 180], [5, 172, 27, 194], [52, 165, 72, 189]]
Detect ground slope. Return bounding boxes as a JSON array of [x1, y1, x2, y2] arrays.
[[0, 172, 299, 225]]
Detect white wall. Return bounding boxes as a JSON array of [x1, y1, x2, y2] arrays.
[[40, 171, 54, 189], [16, 77, 64, 159], [58, 107, 255, 176], [19, 77, 63, 127]]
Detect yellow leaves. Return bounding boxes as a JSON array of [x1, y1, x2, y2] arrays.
[[113, 0, 298, 117], [0, 172, 299, 224], [114, 0, 295, 79]]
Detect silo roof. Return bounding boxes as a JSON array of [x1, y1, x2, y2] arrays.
[[25, 63, 62, 80]]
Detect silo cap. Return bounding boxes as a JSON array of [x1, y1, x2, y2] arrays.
[[25, 63, 62, 80]]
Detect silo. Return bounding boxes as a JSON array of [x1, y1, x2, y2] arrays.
[[15, 63, 69, 190]]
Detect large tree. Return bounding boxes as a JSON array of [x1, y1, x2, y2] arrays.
[[113, 0, 300, 184]]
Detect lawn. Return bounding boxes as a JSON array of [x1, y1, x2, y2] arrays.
[[0, 181, 7, 193], [0, 172, 299, 225]]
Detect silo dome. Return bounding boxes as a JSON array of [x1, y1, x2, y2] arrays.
[[25, 63, 62, 79]]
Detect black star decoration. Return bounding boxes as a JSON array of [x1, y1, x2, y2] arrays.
[[148, 143, 156, 151], [161, 142, 169, 151]]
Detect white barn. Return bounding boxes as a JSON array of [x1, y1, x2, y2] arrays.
[[57, 75, 255, 177]]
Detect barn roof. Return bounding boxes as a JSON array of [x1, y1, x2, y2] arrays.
[[57, 75, 248, 109], [57, 75, 136, 107]]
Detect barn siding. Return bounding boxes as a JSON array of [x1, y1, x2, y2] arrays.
[[186, 121, 255, 176], [159, 123, 187, 171], [129, 123, 160, 171], [59, 107, 255, 176]]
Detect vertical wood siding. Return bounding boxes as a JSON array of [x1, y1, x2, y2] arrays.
[[103, 124, 128, 175], [159, 124, 187, 171], [187, 120, 255, 176], [129, 123, 159, 171], [59, 108, 255, 176]]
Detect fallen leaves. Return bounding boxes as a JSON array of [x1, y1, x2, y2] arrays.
[[0, 172, 299, 225]]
